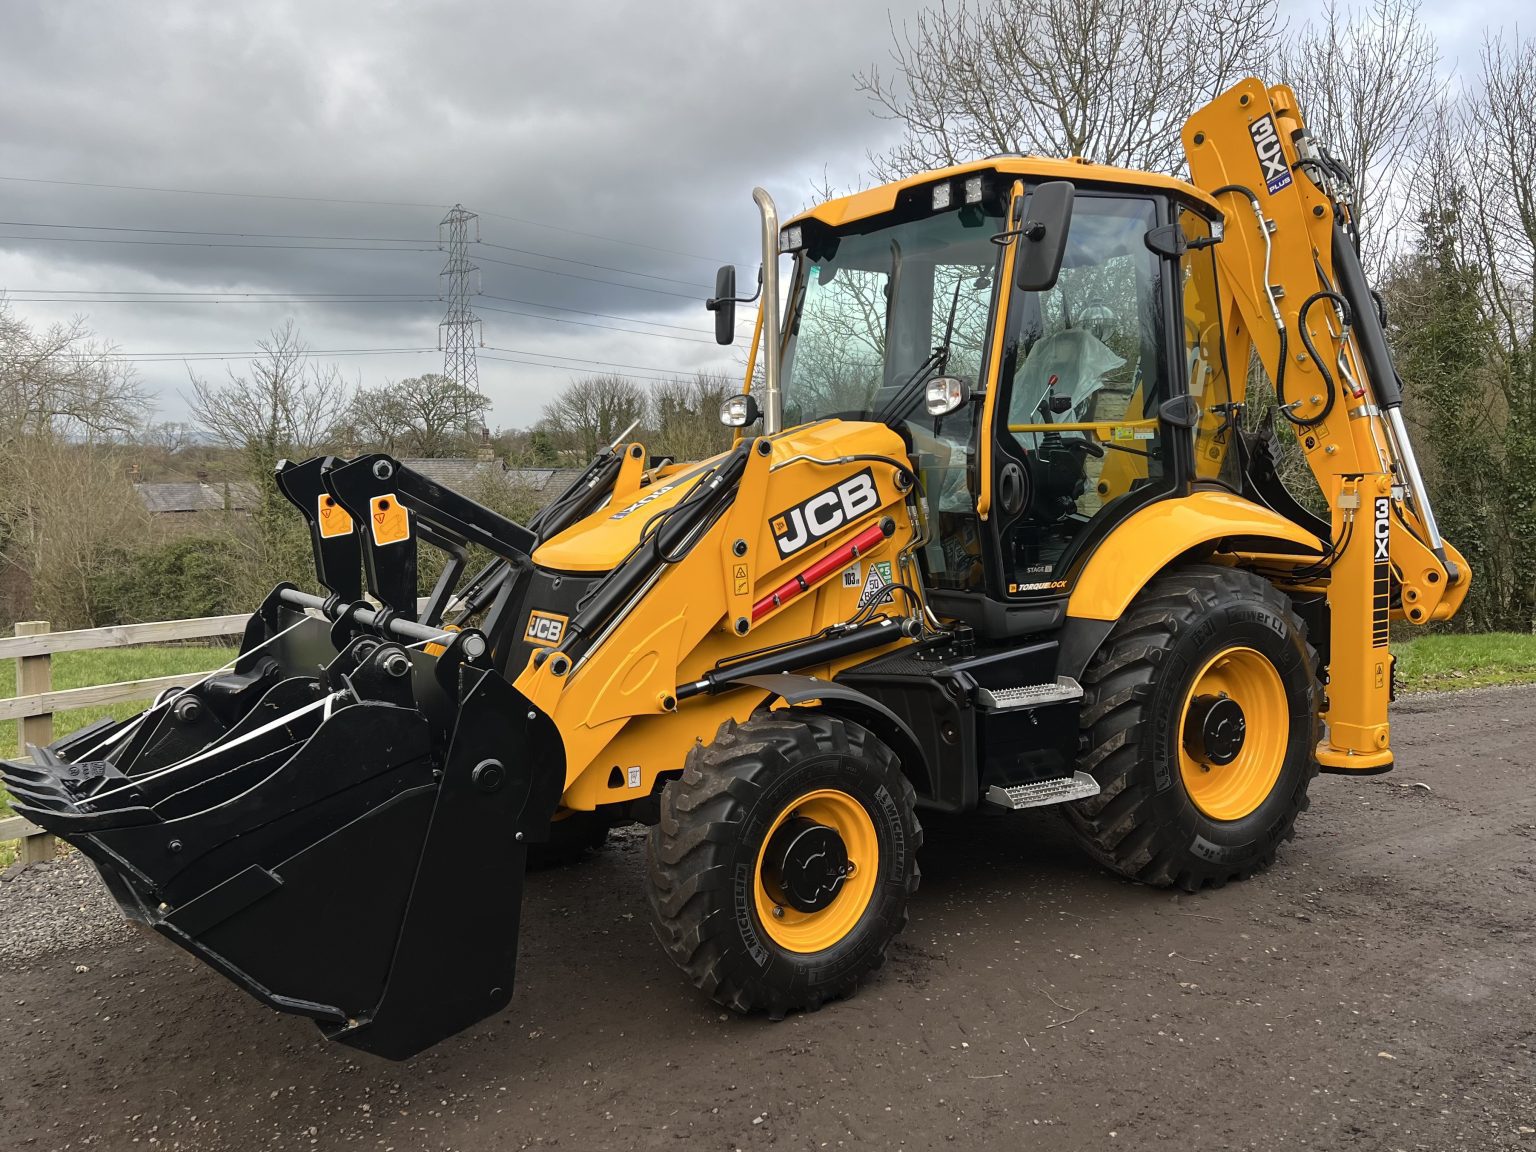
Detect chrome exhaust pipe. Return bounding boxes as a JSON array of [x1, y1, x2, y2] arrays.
[[752, 187, 783, 435]]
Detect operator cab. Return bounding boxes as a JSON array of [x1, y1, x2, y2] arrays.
[[774, 162, 1231, 640]]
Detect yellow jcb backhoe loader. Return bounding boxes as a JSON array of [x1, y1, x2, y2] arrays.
[[4, 78, 1467, 1058]]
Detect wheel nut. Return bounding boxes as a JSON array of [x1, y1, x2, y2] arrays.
[[772, 905, 785, 919]]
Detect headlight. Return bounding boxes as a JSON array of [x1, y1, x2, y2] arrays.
[[779, 225, 803, 253], [931, 182, 953, 211], [924, 376, 971, 417], [719, 393, 762, 427]]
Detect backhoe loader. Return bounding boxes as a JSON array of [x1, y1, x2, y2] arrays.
[[4, 79, 1468, 1059]]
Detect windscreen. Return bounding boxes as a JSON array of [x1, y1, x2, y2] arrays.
[[780, 206, 1004, 428]]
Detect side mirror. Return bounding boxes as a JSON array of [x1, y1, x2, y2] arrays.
[[1014, 181, 1075, 292], [706, 265, 736, 346]]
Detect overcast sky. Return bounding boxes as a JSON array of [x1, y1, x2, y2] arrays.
[[0, 0, 1509, 432]]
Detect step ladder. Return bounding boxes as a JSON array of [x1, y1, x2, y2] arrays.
[[986, 771, 1100, 810], [974, 676, 1083, 711]]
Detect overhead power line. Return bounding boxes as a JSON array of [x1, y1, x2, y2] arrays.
[[475, 302, 714, 344], [0, 174, 732, 266], [473, 251, 704, 300], [0, 234, 437, 252], [0, 220, 432, 242], [104, 346, 438, 362], [478, 293, 714, 335], [473, 208, 725, 265], [4, 297, 439, 306], [474, 239, 708, 290], [482, 343, 731, 377], [0, 173, 445, 209], [7, 288, 437, 297]]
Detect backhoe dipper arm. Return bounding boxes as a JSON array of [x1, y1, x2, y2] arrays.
[[1182, 79, 1470, 773]]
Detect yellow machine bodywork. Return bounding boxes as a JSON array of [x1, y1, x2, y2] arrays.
[[517, 420, 921, 808], [519, 75, 1474, 811]]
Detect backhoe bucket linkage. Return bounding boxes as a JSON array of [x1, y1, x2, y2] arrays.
[[0, 594, 565, 1060]]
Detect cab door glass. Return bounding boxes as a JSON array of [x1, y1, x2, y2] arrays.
[[998, 195, 1167, 592], [1178, 205, 1238, 482]]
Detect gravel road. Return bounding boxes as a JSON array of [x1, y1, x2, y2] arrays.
[[2, 685, 1534, 1151]]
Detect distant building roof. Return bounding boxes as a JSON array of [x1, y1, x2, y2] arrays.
[[505, 467, 586, 493], [397, 457, 505, 490], [399, 459, 585, 506], [135, 481, 258, 514]]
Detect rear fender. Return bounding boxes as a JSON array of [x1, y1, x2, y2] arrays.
[[1066, 491, 1323, 623]]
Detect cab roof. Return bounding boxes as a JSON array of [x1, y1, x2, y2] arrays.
[[785, 155, 1220, 229]]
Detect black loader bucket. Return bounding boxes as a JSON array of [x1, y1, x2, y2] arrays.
[[1, 454, 566, 1060]]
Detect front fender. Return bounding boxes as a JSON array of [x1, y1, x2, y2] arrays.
[[1066, 490, 1323, 623], [734, 673, 930, 798]]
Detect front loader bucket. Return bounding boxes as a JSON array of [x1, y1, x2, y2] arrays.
[[1, 600, 564, 1060]]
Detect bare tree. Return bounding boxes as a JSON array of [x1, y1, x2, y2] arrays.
[[183, 322, 353, 606], [857, 0, 1281, 179], [185, 321, 352, 473], [0, 300, 144, 443], [649, 373, 735, 460], [541, 374, 648, 461], [1279, 0, 1443, 272], [348, 373, 491, 458], [1458, 31, 1536, 624]]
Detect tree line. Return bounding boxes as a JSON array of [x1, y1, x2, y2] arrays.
[[0, 309, 738, 630]]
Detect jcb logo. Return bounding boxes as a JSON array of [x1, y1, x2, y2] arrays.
[[524, 610, 568, 645], [1374, 497, 1390, 561], [770, 468, 880, 558], [1248, 114, 1293, 194]]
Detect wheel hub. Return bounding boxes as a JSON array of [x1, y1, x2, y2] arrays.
[[765, 817, 850, 912], [1184, 693, 1246, 766]]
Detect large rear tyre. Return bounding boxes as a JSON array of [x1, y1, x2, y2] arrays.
[[646, 712, 921, 1016], [1064, 564, 1319, 891]]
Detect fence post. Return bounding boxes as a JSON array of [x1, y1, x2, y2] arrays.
[[14, 620, 56, 865]]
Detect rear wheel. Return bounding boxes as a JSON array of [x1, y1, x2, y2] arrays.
[[1064, 564, 1319, 891], [646, 712, 920, 1016]]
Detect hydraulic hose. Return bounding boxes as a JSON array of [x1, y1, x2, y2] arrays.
[[1213, 184, 1292, 422], [1292, 290, 1353, 428]]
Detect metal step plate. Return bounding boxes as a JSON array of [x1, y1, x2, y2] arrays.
[[975, 676, 1083, 711], [986, 771, 1101, 810]]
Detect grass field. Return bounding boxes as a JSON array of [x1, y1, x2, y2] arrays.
[[1, 645, 234, 813], [1393, 631, 1536, 693]]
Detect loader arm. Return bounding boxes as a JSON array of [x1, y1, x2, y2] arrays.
[[1182, 79, 1470, 771]]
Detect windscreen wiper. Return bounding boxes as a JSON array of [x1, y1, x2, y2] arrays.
[[876, 276, 964, 425]]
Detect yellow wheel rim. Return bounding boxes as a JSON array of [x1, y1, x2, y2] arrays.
[[1178, 646, 1288, 822], [753, 789, 879, 954]]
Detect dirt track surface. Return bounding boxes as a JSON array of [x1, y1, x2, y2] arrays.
[[3, 686, 1535, 1151]]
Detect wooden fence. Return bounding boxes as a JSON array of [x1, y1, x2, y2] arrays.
[[1, 614, 251, 865]]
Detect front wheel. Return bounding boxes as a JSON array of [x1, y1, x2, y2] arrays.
[[1064, 564, 1320, 891], [646, 712, 921, 1017]]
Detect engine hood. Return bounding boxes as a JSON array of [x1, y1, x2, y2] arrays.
[[530, 421, 906, 573]]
